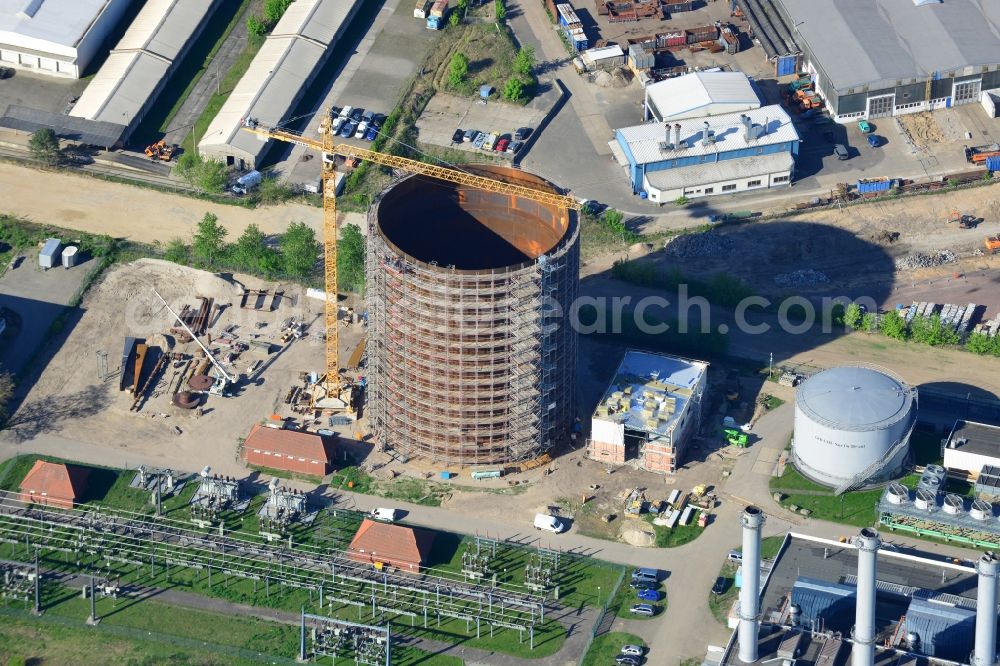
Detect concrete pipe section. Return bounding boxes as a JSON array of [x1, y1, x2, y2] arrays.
[[365, 166, 579, 466]]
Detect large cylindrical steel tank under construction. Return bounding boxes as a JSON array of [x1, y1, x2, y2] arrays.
[[365, 166, 580, 466], [792, 365, 916, 488]]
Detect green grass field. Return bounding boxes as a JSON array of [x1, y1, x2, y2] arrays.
[[580, 632, 646, 666]]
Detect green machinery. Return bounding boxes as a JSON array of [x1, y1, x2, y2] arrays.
[[723, 428, 749, 448]]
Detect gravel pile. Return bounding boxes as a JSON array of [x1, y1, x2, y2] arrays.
[[773, 269, 830, 287], [894, 250, 957, 270], [663, 233, 735, 258]]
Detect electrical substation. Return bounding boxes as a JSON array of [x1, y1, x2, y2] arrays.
[[257, 478, 318, 541], [0, 556, 40, 614], [189, 466, 248, 529], [302, 612, 391, 665], [130, 465, 184, 516]]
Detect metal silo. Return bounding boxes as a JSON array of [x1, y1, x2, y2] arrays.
[[792, 365, 916, 490], [365, 166, 579, 466]]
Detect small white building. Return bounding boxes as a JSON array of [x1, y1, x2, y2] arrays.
[[943, 420, 1000, 477], [0, 0, 134, 78], [643, 71, 760, 122], [581, 45, 624, 71]]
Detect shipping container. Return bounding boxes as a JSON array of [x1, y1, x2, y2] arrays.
[[776, 54, 799, 77], [39, 238, 61, 269], [414, 0, 431, 18], [986, 155, 1000, 172], [628, 44, 654, 70], [661, 30, 686, 47], [566, 26, 588, 51], [686, 25, 718, 44], [429, 0, 448, 18], [556, 3, 581, 27]]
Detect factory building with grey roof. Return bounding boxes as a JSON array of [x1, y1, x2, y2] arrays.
[[737, 0, 1000, 122]]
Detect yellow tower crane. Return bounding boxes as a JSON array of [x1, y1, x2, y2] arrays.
[[241, 114, 580, 408]]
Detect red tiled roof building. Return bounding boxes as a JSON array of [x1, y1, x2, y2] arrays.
[[242, 423, 334, 475], [18, 460, 89, 510], [346, 519, 435, 574]]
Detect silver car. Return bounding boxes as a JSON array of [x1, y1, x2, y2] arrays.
[[621, 645, 644, 657]]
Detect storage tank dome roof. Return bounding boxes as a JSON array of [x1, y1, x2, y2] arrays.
[[796, 366, 913, 431]]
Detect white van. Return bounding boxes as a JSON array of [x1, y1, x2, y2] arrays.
[[370, 508, 398, 523], [533, 513, 564, 533]]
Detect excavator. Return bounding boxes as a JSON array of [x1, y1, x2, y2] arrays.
[[240, 113, 579, 410]]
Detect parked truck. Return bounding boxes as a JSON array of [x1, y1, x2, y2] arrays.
[[414, 0, 431, 18], [232, 170, 262, 195], [426, 0, 447, 28]]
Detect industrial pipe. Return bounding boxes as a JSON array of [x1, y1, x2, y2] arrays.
[[739, 505, 765, 663], [852, 528, 881, 666], [973, 552, 1000, 666]]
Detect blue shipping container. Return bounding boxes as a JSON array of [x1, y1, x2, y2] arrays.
[[986, 155, 1000, 172], [857, 179, 892, 194], [776, 55, 798, 77]]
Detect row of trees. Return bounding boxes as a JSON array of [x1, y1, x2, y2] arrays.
[[247, 0, 294, 37], [163, 214, 366, 292], [843, 304, 1000, 356]]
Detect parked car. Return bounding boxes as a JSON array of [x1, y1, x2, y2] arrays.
[[0, 66, 13, 79], [472, 132, 487, 149], [858, 119, 872, 133], [362, 109, 376, 123], [339, 105, 353, 119], [331, 117, 346, 134], [833, 143, 849, 160], [629, 580, 658, 591], [631, 568, 659, 584], [637, 588, 661, 602], [615, 657, 640, 666], [372, 113, 387, 127], [514, 126, 532, 140], [507, 140, 523, 155], [330, 106, 342, 118], [621, 645, 644, 657], [462, 129, 477, 143], [629, 604, 656, 616], [341, 121, 358, 138], [495, 137, 509, 152], [349, 107, 365, 122], [482, 132, 499, 150], [370, 508, 398, 522], [364, 125, 378, 141], [727, 550, 742, 562], [712, 577, 728, 595], [867, 134, 883, 148], [533, 513, 565, 533], [355, 121, 369, 139], [452, 129, 465, 143]]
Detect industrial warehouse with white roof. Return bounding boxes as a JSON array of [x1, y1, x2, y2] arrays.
[[0, 0, 133, 78], [611, 104, 799, 203], [588, 350, 708, 474], [737, 0, 1000, 121], [643, 71, 761, 122], [197, 0, 363, 170], [69, 0, 222, 143]]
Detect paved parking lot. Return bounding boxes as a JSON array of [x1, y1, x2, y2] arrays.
[[0, 68, 88, 118], [281, 0, 438, 187], [414, 92, 547, 158]]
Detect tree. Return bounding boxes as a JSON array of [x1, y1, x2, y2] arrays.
[[502, 77, 524, 102], [338, 224, 366, 293], [843, 303, 863, 330], [448, 52, 469, 88], [280, 222, 319, 279], [861, 312, 876, 333], [192, 213, 228, 265], [175, 153, 227, 193], [247, 14, 267, 37], [29, 128, 60, 166], [449, 11, 460, 26], [513, 47, 535, 76], [232, 224, 280, 276], [879, 309, 908, 340], [164, 238, 189, 264], [263, 0, 293, 25]]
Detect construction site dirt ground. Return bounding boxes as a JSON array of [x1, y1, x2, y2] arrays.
[[0, 259, 369, 477]]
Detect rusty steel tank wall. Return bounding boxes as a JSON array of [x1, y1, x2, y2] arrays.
[[365, 167, 579, 466]]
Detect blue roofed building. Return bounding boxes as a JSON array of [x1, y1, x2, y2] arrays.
[[904, 594, 976, 661], [609, 105, 800, 203], [789, 577, 856, 631]]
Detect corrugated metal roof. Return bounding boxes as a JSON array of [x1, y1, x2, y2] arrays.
[[584, 45, 624, 60], [778, 0, 1000, 93], [617, 104, 798, 166], [645, 72, 760, 121], [70, 0, 218, 124], [790, 576, 856, 624], [198, 0, 360, 163], [796, 366, 914, 431], [0, 0, 111, 51], [903, 595, 975, 660], [644, 152, 793, 191], [0, 104, 125, 146]]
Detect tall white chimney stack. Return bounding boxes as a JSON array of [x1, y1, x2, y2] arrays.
[[738, 506, 765, 663], [852, 528, 881, 666], [973, 552, 1000, 666], [673, 123, 682, 149]]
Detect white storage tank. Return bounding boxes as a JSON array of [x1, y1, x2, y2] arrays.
[[792, 366, 916, 488], [62, 246, 78, 268]]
